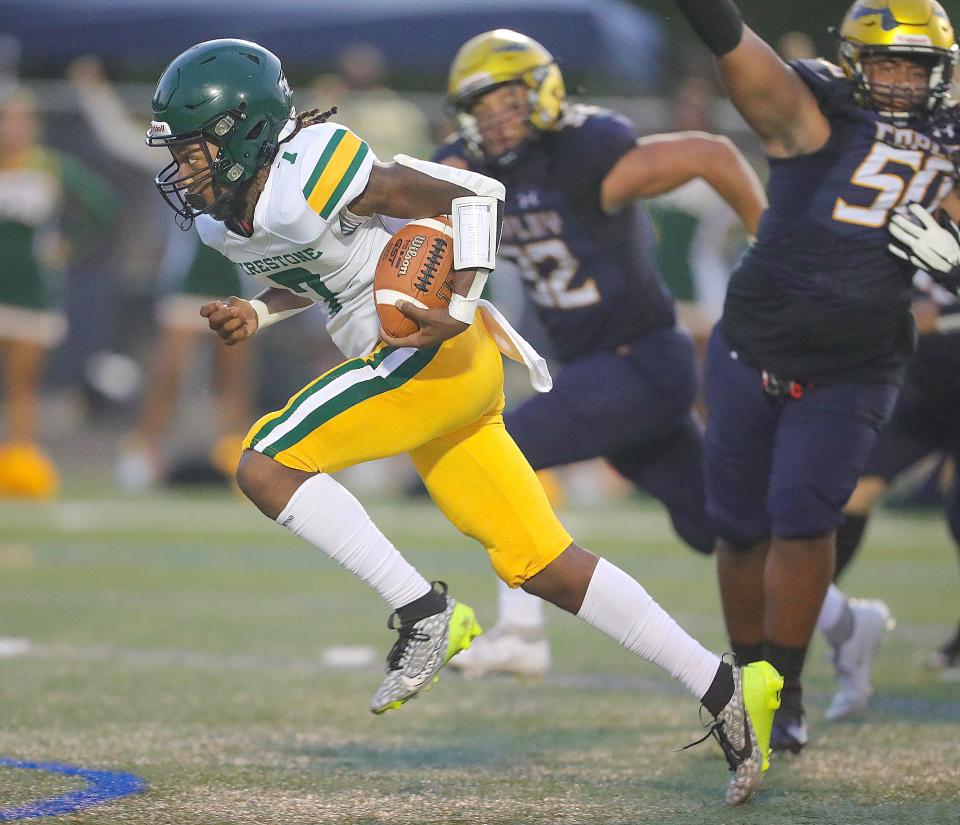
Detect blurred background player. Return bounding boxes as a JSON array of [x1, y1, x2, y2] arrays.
[[433, 29, 767, 677], [647, 74, 747, 371], [68, 56, 253, 490], [0, 86, 117, 497], [672, 0, 959, 752], [820, 275, 959, 699], [867, 189, 960, 679], [308, 43, 432, 162]]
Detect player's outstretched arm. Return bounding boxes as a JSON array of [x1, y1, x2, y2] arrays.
[[672, 0, 829, 157], [600, 132, 767, 234]]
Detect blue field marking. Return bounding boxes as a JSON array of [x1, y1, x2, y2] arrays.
[[0, 759, 146, 821]]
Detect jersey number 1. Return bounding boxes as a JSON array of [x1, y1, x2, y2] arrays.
[[266, 267, 342, 315]]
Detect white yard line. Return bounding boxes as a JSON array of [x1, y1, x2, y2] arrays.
[[0, 637, 32, 658], [0, 498, 677, 542]]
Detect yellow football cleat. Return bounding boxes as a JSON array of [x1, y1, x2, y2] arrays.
[[700, 660, 783, 805], [742, 660, 784, 772]]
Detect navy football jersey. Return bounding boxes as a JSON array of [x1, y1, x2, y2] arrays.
[[722, 59, 959, 385], [433, 105, 675, 362]]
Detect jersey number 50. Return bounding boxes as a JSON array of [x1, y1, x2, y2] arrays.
[[833, 142, 954, 228]]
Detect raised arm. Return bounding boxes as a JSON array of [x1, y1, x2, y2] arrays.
[[673, 1, 830, 157], [600, 131, 767, 234]]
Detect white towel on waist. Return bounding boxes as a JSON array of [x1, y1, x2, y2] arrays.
[[478, 299, 552, 393]]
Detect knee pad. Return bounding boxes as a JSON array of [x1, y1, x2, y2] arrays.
[[485, 533, 571, 590], [670, 510, 716, 556], [769, 481, 845, 540], [707, 501, 769, 550]]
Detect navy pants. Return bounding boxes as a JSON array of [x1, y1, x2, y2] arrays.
[[704, 328, 898, 544], [506, 326, 714, 554]]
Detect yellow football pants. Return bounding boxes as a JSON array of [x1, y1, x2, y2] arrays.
[[243, 321, 572, 586]]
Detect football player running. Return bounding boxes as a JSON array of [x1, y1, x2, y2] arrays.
[[671, 0, 959, 753], [878, 175, 960, 680], [433, 30, 766, 678], [147, 39, 782, 805]]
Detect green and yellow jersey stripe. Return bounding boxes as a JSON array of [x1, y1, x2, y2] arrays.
[[248, 344, 439, 457], [302, 129, 370, 219]]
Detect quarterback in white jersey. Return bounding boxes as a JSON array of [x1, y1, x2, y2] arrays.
[[146, 39, 783, 806]]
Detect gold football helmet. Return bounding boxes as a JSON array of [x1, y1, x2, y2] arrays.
[[447, 29, 565, 161], [836, 0, 957, 117]]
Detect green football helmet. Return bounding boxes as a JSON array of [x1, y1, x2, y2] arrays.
[[146, 39, 294, 225]]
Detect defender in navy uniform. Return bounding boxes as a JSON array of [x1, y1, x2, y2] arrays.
[[433, 29, 767, 677], [865, 179, 960, 679], [831, 276, 960, 690], [673, 0, 960, 751]]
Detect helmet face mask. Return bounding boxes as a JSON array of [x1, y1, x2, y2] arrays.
[[150, 117, 244, 224], [460, 82, 535, 166], [147, 39, 295, 227], [447, 30, 566, 167], [836, 0, 958, 121], [858, 52, 937, 117]]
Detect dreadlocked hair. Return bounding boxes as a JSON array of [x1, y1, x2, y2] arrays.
[[277, 105, 339, 149]]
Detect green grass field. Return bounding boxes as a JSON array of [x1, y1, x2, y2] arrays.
[[1, 491, 958, 824]]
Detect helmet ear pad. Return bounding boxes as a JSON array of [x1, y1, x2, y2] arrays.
[[527, 62, 566, 131]]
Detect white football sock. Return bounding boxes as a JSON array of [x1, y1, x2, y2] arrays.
[[816, 583, 848, 633], [276, 473, 431, 610], [497, 578, 545, 629], [577, 558, 721, 699]]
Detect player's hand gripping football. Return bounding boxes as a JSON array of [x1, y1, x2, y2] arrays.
[[888, 203, 960, 293], [200, 297, 259, 345], [379, 302, 469, 349]]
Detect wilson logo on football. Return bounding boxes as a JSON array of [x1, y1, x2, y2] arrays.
[[398, 235, 426, 277]]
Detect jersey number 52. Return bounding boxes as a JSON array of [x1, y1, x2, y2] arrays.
[[499, 239, 600, 310]]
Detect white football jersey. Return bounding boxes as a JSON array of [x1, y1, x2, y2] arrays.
[[197, 122, 407, 358]]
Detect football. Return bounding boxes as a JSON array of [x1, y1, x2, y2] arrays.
[[374, 216, 455, 338]]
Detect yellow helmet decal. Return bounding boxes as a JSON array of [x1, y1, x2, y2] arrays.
[[839, 0, 955, 51]]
